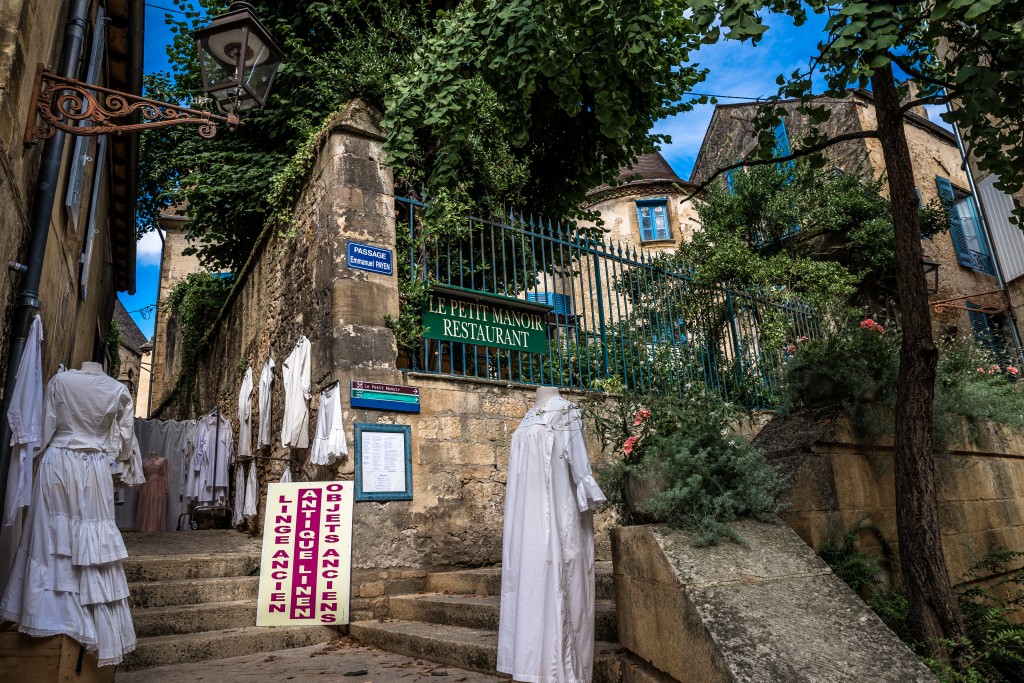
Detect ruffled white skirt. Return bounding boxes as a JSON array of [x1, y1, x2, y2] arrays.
[[0, 447, 136, 666]]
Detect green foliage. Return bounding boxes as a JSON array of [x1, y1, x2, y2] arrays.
[[817, 516, 888, 595], [586, 389, 784, 545], [820, 525, 1024, 682], [142, 0, 712, 272], [105, 320, 123, 378], [782, 316, 1024, 452], [385, 0, 708, 222], [675, 160, 946, 312], [141, 0, 429, 271], [164, 272, 233, 367]]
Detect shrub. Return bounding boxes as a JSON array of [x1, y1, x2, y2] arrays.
[[587, 387, 783, 545]]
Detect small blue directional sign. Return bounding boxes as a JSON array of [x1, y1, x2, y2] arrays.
[[350, 380, 421, 413], [346, 241, 394, 276]]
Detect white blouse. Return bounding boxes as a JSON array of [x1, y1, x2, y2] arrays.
[[281, 337, 311, 448], [41, 366, 136, 462]]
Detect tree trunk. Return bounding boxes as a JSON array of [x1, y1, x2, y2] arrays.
[[870, 64, 965, 654]]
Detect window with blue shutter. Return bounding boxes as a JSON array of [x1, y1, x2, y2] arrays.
[[967, 302, 1011, 363], [636, 199, 671, 242], [936, 176, 993, 274]]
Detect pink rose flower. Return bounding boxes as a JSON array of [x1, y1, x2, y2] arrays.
[[860, 319, 876, 330], [977, 367, 986, 373], [991, 364, 1002, 373], [633, 408, 651, 426], [1008, 366, 1019, 376], [874, 324, 884, 334], [623, 436, 639, 455], [785, 344, 797, 354]]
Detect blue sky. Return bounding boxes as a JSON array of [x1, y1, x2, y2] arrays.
[[117, 7, 840, 339]]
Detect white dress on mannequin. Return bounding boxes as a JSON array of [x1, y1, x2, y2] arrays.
[[0, 362, 137, 666], [497, 394, 606, 683]]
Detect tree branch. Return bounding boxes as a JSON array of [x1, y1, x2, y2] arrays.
[[887, 52, 957, 91], [683, 129, 881, 203], [900, 92, 955, 113]]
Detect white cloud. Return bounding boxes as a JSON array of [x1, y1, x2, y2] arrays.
[[136, 229, 164, 266]]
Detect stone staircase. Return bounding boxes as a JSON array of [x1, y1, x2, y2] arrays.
[[349, 562, 624, 682], [118, 530, 335, 672]]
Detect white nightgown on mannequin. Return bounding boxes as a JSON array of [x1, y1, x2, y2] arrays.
[[497, 396, 606, 683], [0, 366, 138, 666]]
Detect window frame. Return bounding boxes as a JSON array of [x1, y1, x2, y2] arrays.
[[635, 198, 672, 243]]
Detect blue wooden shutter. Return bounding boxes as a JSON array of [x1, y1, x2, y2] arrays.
[[774, 121, 794, 169], [962, 192, 993, 273], [915, 188, 922, 207], [936, 176, 972, 267], [967, 303, 998, 356]]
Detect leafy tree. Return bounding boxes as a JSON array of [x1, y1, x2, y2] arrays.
[[143, 0, 709, 271], [678, 160, 946, 311], [688, 0, 1024, 659]]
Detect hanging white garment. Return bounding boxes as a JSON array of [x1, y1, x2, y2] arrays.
[[0, 365, 137, 666], [237, 366, 253, 458], [4, 316, 44, 527], [232, 466, 245, 526], [496, 397, 606, 683], [257, 357, 275, 448], [280, 467, 292, 484], [243, 464, 258, 519], [310, 384, 347, 466], [190, 413, 233, 505], [281, 338, 310, 448]]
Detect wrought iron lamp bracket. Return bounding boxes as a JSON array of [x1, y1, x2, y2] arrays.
[[930, 288, 1010, 315], [24, 64, 240, 146]]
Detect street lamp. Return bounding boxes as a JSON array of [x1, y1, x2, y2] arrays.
[[24, 2, 282, 144], [193, 2, 284, 115]]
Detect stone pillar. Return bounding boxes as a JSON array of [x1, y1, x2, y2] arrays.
[[320, 100, 401, 391]]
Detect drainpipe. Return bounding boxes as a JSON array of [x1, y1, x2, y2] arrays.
[[947, 105, 1024, 362], [0, 0, 92, 517]]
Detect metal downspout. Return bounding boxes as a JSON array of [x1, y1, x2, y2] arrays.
[[0, 0, 93, 518]]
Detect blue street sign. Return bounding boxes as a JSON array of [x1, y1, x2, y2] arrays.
[[350, 381, 421, 414], [346, 242, 394, 276]]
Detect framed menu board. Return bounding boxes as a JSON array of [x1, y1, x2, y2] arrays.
[[353, 423, 412, 501]]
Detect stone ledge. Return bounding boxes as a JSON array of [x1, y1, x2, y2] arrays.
[[612, 520, 937, 683]]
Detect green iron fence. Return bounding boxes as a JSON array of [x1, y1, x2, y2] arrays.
[[395, 196, 817, 408]]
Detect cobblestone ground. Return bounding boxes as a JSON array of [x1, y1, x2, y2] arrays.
[[117, 638, 510, 683]]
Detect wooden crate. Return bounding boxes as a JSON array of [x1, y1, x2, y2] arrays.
[[0, 626, 115, 683]]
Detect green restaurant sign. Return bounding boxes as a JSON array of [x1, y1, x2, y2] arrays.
[[422, 291, 549, 354]]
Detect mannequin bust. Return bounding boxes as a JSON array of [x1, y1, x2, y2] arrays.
[[149, 451, 159, 460], [534, 385, 561, 410], [81, 361, 103, 373]]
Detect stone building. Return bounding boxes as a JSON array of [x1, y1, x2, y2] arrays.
[[690, 90, 1024, 357], [582, 151, 701, 252], [148, 210, 205, 407], [0, 0, 141, 382], [112, 298, 148, 401]]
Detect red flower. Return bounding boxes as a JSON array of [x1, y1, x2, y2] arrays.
[[623, 436, 639, 455], [1008, 366, 1019, 376], [874, 324, 884, 334], [860, 318, 876, 330], [785, 344, 797, 354], [633, 408, 651, 426]]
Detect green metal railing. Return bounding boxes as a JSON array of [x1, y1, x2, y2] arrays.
[[395, 197, 817, 407]]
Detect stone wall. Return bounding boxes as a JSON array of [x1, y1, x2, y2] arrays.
[[151, 100, 617, 620], [755, 410, 1024, 589]]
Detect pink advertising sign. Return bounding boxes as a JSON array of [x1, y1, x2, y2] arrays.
[[256, 481, 354, 626]]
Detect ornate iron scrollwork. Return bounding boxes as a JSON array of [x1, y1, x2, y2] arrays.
[[24, 64, 239, 145]]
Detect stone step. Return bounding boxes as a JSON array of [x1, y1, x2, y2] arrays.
[[132, 599, 257, 637], [122, 552, 260, 583], [427, 561, 614, 600], [388, 593, 618, 643], [128, 576, 259, 609], [119, 625, 336, 672], [349, 619, 622, 683]]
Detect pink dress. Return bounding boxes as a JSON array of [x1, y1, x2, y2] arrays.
[[135, 457, 168, 532]]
